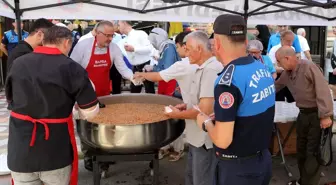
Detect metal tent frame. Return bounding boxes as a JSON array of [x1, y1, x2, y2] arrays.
[[1, 0, 336, 40], [0, 0, 334, 178]]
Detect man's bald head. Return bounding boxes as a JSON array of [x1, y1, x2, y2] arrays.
[[276, 46, 296, 59], [275, 46, 297, 71]]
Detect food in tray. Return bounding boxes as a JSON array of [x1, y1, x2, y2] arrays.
[[87, 103, 169, 125]]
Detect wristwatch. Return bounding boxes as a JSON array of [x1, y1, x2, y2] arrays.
[[202, 118, 213, 132]]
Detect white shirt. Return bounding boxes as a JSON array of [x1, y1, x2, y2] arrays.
[[297, 35, 310, 60], [159, 58, 197, 103], [123, 29, 152, 66], [70, 37, 133, 80], [268, 44, 296, 64], [78, 32, 94, 43], [112, 33, 123, 44]]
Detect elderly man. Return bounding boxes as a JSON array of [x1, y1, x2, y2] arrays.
[[275, 46, 333, 185], [165, 31, 223, 185], [71, 21, 135, 98], [70, 21, 136, 172], [297, 28, 312, 61], [267, 25, 301, 56], [268, 30, 296, 103]]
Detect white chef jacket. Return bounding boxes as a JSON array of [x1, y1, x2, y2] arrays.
[[70, 37, 133, 80], [123, 29, 152, 66], [78, 32, 94, 43]]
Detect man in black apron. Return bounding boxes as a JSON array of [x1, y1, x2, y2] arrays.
[[6, 26, 99, 185]]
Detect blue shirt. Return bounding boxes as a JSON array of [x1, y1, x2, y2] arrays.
[[214, 56, 275, 157], [69, 31, 81, 56], [267, 32, 301, 53], [1, 30, 29, 54], [259, 55, 276, 74], [153, 43, 181, 72]]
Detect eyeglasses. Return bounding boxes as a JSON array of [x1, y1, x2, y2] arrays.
[[98, 31, 114, 38], [248, 51, 261, 55]]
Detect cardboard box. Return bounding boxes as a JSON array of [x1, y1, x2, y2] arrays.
[[271, 122, 297, 155]]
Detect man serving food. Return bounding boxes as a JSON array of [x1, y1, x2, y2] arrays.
[[71, 21, 137, 100]]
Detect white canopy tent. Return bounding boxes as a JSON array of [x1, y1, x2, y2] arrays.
[[0, 0, 336, 26]]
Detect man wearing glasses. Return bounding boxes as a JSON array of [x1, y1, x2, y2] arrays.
[[71, 20, 135, 99], [71, 20, 136, 172], [267, 25, 302, 58]]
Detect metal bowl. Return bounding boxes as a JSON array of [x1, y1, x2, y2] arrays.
[[76, 94, 185, 154]]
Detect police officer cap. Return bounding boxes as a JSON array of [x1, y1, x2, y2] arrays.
[[213, 14, 246, 36]]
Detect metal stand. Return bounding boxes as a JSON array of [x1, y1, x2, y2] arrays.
[[92, 151, 159, 185], [274, 123, 293, 177]]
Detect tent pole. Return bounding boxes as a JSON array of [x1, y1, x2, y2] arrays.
[[14, 0, 22, 41], [1, 0, 15, 10], [251, 5, 311, 16], [243, 0, 249, 24]]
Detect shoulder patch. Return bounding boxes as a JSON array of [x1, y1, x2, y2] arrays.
[[218, 64, 235, 86], [218, 92, 234, 109]]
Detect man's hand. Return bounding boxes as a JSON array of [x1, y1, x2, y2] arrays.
[[197, 113, 211, 130], [333, 68, 336, 75], [133, 72, 146, 81], [130, 75, 143, 86], [164, 105, 182, 118], [320, 117, 333, 129], [175, 103, 187, 111], [124, 44, 135, 52], [209, 113, 215, 121]]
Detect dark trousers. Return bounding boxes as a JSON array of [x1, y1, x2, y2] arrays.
[[296, 111, 322, 185], [276, 73, 295, 102], [214, 150, 272, 185], [130, 61, 155, 94], [186, 144, 216, 185], [110, 64, 122, 94]]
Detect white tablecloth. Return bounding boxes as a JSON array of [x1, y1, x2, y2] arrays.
[[274, 101, 336, 123]]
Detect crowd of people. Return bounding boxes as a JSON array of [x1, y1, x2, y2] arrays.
[[0, 14, 335, 185]]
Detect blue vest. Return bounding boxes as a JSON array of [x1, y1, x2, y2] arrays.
[[214, 56, 275, 157], [3, 30, 29, 54]]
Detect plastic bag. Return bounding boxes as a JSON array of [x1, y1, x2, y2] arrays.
[[317, 127, 333, 166]]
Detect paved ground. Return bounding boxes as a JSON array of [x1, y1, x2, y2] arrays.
[[0, 91, 336, 185]]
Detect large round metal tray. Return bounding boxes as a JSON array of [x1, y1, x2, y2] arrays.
[[76, 94, 185, 154]]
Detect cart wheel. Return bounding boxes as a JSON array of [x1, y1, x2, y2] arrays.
[[101, 170, 107, 179]]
